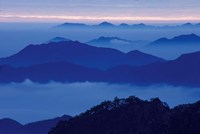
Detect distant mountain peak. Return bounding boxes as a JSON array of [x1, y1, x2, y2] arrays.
[[172, 33, 200, 40], [150, 33, 200, 46], [182, 22, 194, 26], [119, 23, 129, 27], [55, 22, 87, 28], [132, 23, 146, 26], [98, 36, 122, 40], [55, 22, 200, 29], [61, 22, 86, 26], [98, 22, 115, 27], [46, 37, 71, 43]]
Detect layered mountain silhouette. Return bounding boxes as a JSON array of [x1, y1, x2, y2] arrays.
[[46, 37, 71, 44], [0, 61, 102, 83], [0, 115, 71, 134], [0, 37, 200, 86], [49, 96, 200, 134], [0, 51, 200, 86], [142, 33, 200, 59], [0, 40, 164, 70], [95, 22, 115, 28], [56, 22, 200, 29], [105, 51, 200, 87], [150, 33, 200, 46], [55, 22, 88, 29], [87, 36, 148, 52]]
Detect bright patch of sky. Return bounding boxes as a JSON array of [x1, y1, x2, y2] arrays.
[[0, 0, 200, 22]]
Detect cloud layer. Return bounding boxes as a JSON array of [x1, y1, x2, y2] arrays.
[[0, 80, 200, 124]]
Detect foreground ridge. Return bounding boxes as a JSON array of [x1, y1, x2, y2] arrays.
[[49, 96, 200, 134]]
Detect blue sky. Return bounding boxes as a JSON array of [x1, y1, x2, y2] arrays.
[[0, 0, 200, 23]]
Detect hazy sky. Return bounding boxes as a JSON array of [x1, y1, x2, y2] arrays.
[[0, 0, 200, 23]]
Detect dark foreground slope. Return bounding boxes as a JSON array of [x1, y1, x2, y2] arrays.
[[49, 97, 200, 134], [0, 115, 71, 134]]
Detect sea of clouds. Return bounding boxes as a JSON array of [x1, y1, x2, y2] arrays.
[[0, 79, 200, 124]]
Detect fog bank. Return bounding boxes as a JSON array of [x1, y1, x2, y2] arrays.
[[0, 80, 199, 124]]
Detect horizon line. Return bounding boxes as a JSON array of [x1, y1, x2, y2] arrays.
[[1, 14, 200, 23]]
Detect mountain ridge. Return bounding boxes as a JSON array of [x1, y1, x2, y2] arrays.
[[55, 22, 200, 29], [0, 115, 71, 134], [0, 50, 200, 86], [49, 96, 200, 134], [0, 40, 164, 70], [150, 33, 200, 46]]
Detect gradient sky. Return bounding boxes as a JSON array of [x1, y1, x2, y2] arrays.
[[0, 0, 200, 23]]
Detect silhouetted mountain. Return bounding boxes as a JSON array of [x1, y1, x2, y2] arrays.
[[131, 23, 150, 28], [0, 40, 164, 70], [0, 61, 102, 83], [180, 22, 200, 28], [0, 115, 71, 134], [105, 51, 200, 87], [55, 22, 200, 29], [49, 96, 200, 134], [19, 115, 71, 134], [46, 37, 71, 43], [55, 22, 87, 28], [95, 22, 115, 28], [1, 51, 200, 86], [150, 33, 200, 46], [0, 118, 22, 134], [119, 23, 130, 28]]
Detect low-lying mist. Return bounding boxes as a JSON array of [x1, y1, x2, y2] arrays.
[[0, 80, 199, 124]]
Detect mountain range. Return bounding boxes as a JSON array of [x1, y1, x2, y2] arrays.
[[105, 51, 200, 87], [149, 33, 200, 46], [49, 96, 200, 134], [0, 35, 200, 86], [0, 40, 164, 70], [0, 50, 200, 86], [0, 115, 71, 134], [140, 33, 200, 59], [87, 33, 200, 48], [55, 22, 200, 29]]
